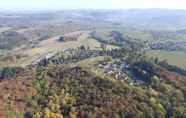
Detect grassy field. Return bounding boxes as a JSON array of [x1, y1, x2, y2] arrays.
[[147, 50, 186, 70], [93, 29, 152, 41]]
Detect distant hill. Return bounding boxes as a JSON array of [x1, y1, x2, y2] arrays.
[[1, 9, 186, 30], [80, 9, 186, 30]]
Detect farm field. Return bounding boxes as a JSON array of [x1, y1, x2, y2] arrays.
[[147, 50, 186, 69]]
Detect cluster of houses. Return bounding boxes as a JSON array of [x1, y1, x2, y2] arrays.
[[31, 48, 101, 67], [58, 36, 77, 42], [58, 32, 83, 42], [31, 51, 59, 66], [97, 60, 144, 86]]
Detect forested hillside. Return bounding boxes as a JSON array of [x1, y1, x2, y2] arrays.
[[0, 47, 186, 118]]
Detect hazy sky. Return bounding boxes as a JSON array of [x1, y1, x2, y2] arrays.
[[0, 0, 186, 11]]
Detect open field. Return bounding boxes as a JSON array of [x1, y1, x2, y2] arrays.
[[24, 31, 117, 59], [147, 50, 186, 69]]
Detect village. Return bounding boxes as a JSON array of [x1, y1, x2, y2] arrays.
[[97, 58, 145, 86], [30, 43, 146, 87]]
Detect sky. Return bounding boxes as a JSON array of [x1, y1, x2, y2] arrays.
[[0, 0, 186, 11]]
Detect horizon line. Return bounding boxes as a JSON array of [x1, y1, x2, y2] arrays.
[[1, 8, 186, 13]]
